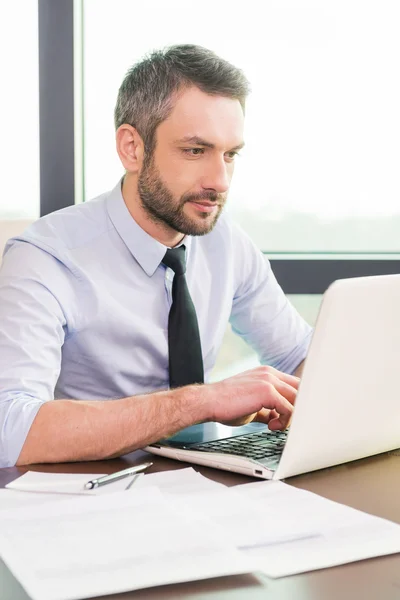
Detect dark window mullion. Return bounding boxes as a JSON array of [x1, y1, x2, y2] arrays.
[[269, 258, 400, 294], [38, 0, 75, 216]]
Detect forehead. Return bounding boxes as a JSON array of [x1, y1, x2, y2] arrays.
[[157, 86, 244, 148]]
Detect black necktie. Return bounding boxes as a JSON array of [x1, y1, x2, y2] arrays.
[[162, 246, 204, 388]]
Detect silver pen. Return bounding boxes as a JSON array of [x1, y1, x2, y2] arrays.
[[84, 461, 153, 489]]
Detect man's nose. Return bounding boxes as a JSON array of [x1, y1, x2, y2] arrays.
[[201, 157, 230, 194]]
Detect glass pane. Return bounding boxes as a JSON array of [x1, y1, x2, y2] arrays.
[[82, 0, 400, 253], [0, 1, 39, 218]]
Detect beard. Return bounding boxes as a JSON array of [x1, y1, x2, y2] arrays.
[[137, 157, 226, 236]]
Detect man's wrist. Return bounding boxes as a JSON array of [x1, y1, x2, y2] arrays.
[[174, 383, 213, 426]]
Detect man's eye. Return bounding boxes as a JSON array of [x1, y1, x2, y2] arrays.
[[225, 151, 239, 160], [183, 148, 204, 156]]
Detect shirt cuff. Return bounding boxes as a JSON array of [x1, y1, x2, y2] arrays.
[[0, 395, 45, 468]]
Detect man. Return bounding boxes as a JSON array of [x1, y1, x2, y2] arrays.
[[0, 45, 312, 468]]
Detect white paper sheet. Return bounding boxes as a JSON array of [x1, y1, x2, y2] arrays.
[[172, 485, 320, 548], [1, 468, 221, 517], [2, 472, 400, 597], [133, 467, 225, 494], [0, 487, 252, 600], [6, 470, 140, 495], [169, 480, 400, 576], [232, 480, 400, 577], [0, 489, 73, 511]]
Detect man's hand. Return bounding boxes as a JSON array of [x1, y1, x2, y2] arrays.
[[205, 366, 300, 430]]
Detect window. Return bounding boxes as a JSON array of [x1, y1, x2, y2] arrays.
[[0, 1, 39, 219], [82, 0, 400, 254], [80, 0, 400, 376]]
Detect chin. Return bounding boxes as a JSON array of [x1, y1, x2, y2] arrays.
[[179, 209, 221, 236], [183, 218, 219, 237]]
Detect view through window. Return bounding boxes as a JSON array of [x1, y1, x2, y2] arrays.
[[82, 0, 400, 254], [0, 0, 39, 219]]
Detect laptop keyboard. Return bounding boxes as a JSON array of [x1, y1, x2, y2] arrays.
[[190, 429, 288, 470]]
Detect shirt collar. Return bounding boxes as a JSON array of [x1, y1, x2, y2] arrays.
[[106, 179, 192, 277]]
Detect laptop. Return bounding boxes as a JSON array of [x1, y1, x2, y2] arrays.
[[145, 274, 400, 480]]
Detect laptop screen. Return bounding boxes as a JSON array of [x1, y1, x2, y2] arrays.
[[158, 421, 268, 448]]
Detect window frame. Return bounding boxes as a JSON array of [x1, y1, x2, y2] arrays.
[[38, 0, 75, 216]]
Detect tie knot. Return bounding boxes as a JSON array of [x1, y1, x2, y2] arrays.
[[162, 246, 186, 276]]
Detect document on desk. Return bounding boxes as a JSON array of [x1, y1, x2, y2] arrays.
[[133, 466, 225, 494], [0, 486, 252, 600], [7, 467, 222, 497], [6, 471, 138, 495], [0, 489, 73, 511], [2, 474, 400, 598], [220, 480, 400, 577]]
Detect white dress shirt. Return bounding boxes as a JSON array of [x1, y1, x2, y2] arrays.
[[0, 180, 312, 467]]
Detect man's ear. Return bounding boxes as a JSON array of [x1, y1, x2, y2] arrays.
[[116, 124, 144, 173]]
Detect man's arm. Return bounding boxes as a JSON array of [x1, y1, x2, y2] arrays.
[[229, 223, 312, 375], [17, 387, 203, 465], [17, 365, 299, 465]]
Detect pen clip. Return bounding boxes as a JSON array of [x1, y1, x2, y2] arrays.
[[125, 473, 143, 490]]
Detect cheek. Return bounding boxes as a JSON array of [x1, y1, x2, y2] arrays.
[[163, 159, 201, 194], [226, 161, 235, 180]]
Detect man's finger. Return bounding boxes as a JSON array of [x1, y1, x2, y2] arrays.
[[268, 376, 298, 406], [248, 365, 300, 389], [254, 408, 280, 424], [268, 413, 292, 430], [268, 366, 301, 388], [260, 385, 293, 426]]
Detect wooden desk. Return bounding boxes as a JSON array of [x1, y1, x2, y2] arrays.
[[2, 450, 400, 600]]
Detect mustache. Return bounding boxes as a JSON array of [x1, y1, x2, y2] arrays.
[[182, 191, 226, 204]]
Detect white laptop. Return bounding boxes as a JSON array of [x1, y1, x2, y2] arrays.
[[145, 274, 400, 480]]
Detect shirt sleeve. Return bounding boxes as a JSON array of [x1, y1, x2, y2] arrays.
[[0, 241, 74, 467], [229, 224, 313, 374]]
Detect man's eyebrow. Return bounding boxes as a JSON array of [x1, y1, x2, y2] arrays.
[[176, 136, 245, 151]]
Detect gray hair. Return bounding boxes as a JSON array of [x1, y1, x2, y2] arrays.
[[114, 44, 250, 155]]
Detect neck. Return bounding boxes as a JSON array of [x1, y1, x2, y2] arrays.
[[121, 173, 184, 247]]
